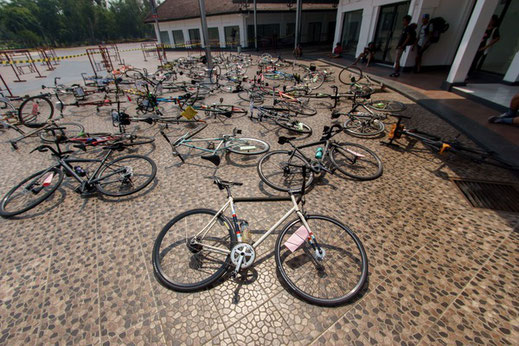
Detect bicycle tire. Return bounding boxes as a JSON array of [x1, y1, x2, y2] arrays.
[[238, 90, 264, 104], [366, 100, 406, 113], [330, 143, 383, 180], [339, 65, 363, 85], [39, 123, 85, 143], [275, 118, 313, 135], [95, 155, 157, 197], [18, 96, 54, 127], [0, 167, 63, 218], [275, 214, 368, 306], [343, 118, 385, 137], [283, 101, 317, 116], [153, 209, 236, 291], [226, 138, 270, 155], [257, 150, 314, 192], [302, 72, 325, 90]]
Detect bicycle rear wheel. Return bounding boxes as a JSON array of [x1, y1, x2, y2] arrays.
[[0, 167, 63, 218], [302, 72, 325, 90], [39, 123, 85, 142], [343, 117, 385, 137], [366, 100, 406, 113], [275, 215, 368, 306], [257, 150, 314, 192], [330, 143, 383, 180], [95, 155, 156, 197], [153, 209, 235, 291], [226, 138, 270, 155], [18, 96, 54, 127]]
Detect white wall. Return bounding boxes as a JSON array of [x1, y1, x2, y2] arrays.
[[158, 14, 246, 48], [334, 0, 475, 67]]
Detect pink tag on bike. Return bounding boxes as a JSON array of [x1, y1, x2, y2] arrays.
[[31, 103, 39, 116], [42, 172, 54, 187], [284, 226, 309, 252], [346, 148, 365, 158]]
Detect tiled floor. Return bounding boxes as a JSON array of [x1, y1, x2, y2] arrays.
[[0, 53, 518, 345]]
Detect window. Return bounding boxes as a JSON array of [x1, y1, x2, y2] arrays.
[[172, 30, 185, 48], [340, 10, 363, 56], [188, 28, 201, 47], [247, 24, 280, 47], [208, 27, 220, 48], [159, 31, 170, 45], [224, 26, 240, 47]]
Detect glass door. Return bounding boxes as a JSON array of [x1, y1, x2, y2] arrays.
[[308, 22, 322, 43], [340, 10, 363, 56], [373, 1, 410, 63]]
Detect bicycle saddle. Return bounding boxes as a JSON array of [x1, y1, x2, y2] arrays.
[[278, 136, 296, 145], [201, 154, 221, 167], [213, 176, 243, 190]]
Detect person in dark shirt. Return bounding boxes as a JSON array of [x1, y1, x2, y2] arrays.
[[390, 15, 416, 77], [470, 15, 500, 73], [353, 42, 376, 67]]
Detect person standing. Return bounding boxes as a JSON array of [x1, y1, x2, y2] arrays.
[[470, 15, 500, 73], [414, 14, 433, 73], [390, 15, 416, 78]]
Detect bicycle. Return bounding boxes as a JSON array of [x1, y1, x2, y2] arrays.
[[384, 114, 519, 170], [250, 105, 312, 135], [258, 125, 383, 192], [331, 95, 406, 137], [0, 140, 157, 218], [152, 168, 368, 306], [160, 122, 270, 166], [8, 120, 84, 150]]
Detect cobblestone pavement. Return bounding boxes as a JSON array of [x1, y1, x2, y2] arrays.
[[0, 51, 518, 345]]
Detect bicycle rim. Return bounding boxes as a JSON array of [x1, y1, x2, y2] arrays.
[[275, 215, 368, 306], [367, 100, 406, 113], [226, 138, 270, 155], [257, 150, 314, 192], [96, 155, 156, 196], [0, 167, 63, 217], [18, 96, 54, 127], [344, 118, 385, 137], [330, 143, 383, 180], [40, 123, 85, 143], [153, 209, 235, 291], [275, 118, 313, 134]]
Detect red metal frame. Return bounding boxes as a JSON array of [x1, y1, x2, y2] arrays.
[[0, 49, 46, 82], [86, 47, 114, 77], [37, 48, 59, 71], [0, 73, 13, 97]]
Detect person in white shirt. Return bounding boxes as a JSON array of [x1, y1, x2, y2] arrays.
[[414, 14, 433, 73]]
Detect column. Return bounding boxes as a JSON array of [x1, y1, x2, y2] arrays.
[[503, 52, 519, 83], [443, 0, 499, 89]]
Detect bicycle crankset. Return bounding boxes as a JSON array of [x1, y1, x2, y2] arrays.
[[230, 243, 256, 275]]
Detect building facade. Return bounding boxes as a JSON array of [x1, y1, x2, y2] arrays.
[[332, 0, 518, 86], [146, 0, 338, 49]]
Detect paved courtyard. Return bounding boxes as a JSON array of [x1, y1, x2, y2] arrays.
[[0, 47, 518, 345]]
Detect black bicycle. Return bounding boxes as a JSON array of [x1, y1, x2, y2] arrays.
[[258, 125, 383, 192], [385, 114, 519, 170], [0, 140, 157, 218]]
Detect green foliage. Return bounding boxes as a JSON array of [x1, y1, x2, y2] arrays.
[[0, 0, 154, 49]]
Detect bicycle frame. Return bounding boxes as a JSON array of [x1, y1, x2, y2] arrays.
[[192, 193, 312, 255], [177, 136, 236, 155]]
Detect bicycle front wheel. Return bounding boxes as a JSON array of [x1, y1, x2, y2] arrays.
[[330, 143, 383, 180], [343, 117, 385, 137], [0, 167, 63, 218], [275, 215, 368, 306], [366, 100, 406, 113], [153, 209, 235, 291], [18, 96, 54, 127], [226, 138, 270, 155], [257, 150, 314, 192], [39, 122, 85, 142], [96, 155, 157, 197]]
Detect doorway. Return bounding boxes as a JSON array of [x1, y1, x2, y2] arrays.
[[308, 22, 322, 43], [340, 10, 363, 56], [373, 1, 410, 63]]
